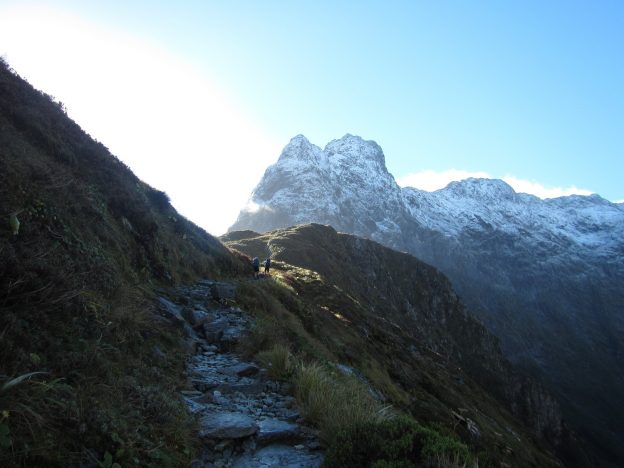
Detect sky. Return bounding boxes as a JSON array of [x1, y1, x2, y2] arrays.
[[1, 1, 622, 235]]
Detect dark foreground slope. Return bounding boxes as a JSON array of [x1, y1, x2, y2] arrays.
[[225, 225, 590, 467], [0, 59, 246, 465]]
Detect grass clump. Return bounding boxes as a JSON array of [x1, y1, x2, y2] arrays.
[[256, 344, 294, 380], [294, 362, 390, 444], [324, 416, 477, 468]]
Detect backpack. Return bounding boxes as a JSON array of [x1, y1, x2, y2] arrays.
[[252, 257, 260, 268], [265, 258, 271, 267]]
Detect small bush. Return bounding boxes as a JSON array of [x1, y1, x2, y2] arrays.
[[256, 344, 294, 380], [324, 416, 476, 468]]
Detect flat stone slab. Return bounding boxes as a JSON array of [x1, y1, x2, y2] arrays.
[[182, 307, 210, 326], [156, 296, 184, 323], [182, 396, 205, 414], [199, 412, 258, 439], [257, 419, 300, 444], [225, 362, 260, 377], [232, 444, 323, 468], [217, 381, 264, 395]]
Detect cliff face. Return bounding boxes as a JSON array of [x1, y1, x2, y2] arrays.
[[230, 134, 624, 464], [226, 224, 588, 466]]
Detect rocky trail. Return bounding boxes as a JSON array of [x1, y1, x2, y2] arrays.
[[156, 280, 324, 468]]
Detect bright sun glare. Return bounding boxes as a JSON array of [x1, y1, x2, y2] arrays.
[[0, 4, 281, 235]]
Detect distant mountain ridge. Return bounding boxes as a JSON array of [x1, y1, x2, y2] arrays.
[[230, 134, 624, 464]]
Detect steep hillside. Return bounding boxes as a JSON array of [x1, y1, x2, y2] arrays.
[[225, 224, 589, 467], [230, 134, 624, 465], [0, 58, 246, 465]]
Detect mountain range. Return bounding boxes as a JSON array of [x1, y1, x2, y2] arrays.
[[230, 134, 624, 465]]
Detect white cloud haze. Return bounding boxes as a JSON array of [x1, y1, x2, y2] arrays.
[[397, 170, 594, 199]]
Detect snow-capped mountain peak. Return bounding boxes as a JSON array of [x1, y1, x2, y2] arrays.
[[324, 133, 387, 172], [277, 134, 324, 164]]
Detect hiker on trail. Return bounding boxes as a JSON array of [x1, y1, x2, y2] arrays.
[[264, 257, 271, 275], [252, 257, 260, 279]]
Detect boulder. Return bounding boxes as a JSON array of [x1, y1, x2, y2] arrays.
[[182, 307, 210, 327], [210, 282, 237, 301], [203, 317, 229, 343], [256, 419, 301, 445], [220, 326, 246, 349], [225, 363, 260, 378], [156, 296, 184, 324], [199, 412, 258, 439]]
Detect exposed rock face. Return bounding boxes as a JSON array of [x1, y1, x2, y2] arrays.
[[230, 134, 624, 464]]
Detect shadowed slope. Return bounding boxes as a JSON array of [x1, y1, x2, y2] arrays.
[[226, 224, 590, 467], [0, 59, 246, 465]]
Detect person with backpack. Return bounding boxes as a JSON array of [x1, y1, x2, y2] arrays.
[[264, 257, 271, 275], [252, 257, 260, 279]]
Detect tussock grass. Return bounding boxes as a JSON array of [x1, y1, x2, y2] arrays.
[[294, 362, 391, 444], [256, 344, 294, 380], [324, 416, 478, 468]]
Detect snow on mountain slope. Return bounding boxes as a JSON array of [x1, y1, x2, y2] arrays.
[[235, 134, 406, 246], [403, 179, 624, 254], [230, 134, 624, 464], [234, 134, 623, 259]]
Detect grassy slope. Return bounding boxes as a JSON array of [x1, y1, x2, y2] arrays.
[[0, 59, 247, 466], [225, 225, 581, 467]]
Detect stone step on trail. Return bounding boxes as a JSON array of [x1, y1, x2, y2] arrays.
[[231, 445, 324, 468], [199, 412, 258, 439], [160, 280, 323, 468]]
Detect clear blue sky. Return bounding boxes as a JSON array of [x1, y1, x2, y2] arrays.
[[1, 1, 623, 232]]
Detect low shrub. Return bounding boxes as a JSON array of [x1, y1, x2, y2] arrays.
[[324, 416, 476, 468]]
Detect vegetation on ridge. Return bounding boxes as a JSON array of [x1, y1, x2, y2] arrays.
[[233, 278, 478, 467]]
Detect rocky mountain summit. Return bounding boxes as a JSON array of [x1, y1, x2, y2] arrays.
[[230, 134, 624, 464]]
